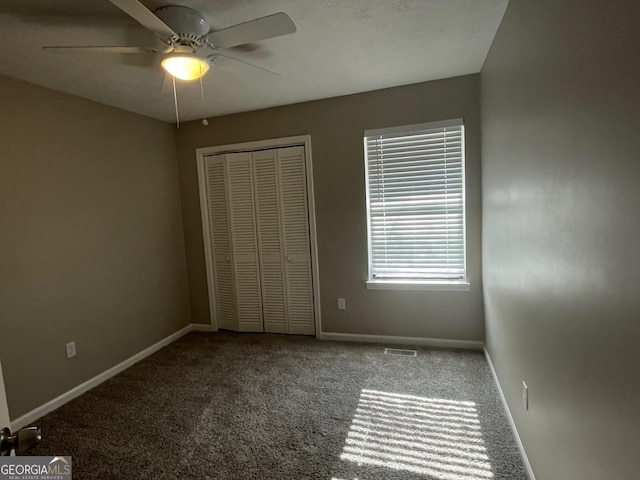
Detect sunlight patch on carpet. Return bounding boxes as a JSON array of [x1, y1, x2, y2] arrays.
[[338, 389, 494, 479]]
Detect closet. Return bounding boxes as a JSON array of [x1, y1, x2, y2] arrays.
[[203, 145, 315, 335]]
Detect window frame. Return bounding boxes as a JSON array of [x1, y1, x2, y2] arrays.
[[364, 119, 470, 292]]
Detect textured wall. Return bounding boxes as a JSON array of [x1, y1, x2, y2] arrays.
[[481, 1, 640, 478], [0, 75, 191, 419], [176, 75, 484, 341]]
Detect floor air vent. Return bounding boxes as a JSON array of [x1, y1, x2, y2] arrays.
[[384, 348, 417, 357]]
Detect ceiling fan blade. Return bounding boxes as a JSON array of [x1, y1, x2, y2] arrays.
[[109, 0, 176, 37], [206, 12, 296, 49], [160, 72, 173, 93], [209, 53, 281, 77], [43, 46, 165, 54]]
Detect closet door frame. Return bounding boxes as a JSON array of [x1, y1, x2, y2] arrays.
[[196, 135, 322, 336]]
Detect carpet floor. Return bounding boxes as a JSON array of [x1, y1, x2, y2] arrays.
[[27, 332, 527, 479]]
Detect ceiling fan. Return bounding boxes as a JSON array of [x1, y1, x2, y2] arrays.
[[42, 0, 297, 81]]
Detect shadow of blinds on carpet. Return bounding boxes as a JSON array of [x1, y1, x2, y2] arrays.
[[333, 389, 494, 480]]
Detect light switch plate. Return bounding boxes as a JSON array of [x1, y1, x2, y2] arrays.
[[337, 298, 346, 310], [66, 342, 76, 359]]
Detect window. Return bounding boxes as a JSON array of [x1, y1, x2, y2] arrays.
[[364, 119, 468, 291]]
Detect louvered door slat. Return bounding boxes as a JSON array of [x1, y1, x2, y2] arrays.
[[226, 152, 263, 332], [205, 155, 236, 330], [278, 146, 315, 335]]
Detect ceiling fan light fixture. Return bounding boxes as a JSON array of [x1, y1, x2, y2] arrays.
[[161, 54, 210, 81]]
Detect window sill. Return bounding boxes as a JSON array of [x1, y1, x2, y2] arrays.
[[366, 280, 470, 292]]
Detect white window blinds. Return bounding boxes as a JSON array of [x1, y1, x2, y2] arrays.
[[365, 119, 466, 282]]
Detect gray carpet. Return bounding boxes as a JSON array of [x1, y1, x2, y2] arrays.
[[27, 332, 527, 479]]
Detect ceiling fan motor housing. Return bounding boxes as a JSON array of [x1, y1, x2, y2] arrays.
[[155, 6, 209, 40]]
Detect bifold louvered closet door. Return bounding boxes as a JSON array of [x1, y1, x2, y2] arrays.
[[204, 146, 314, 335], [206, 153, 262, 332]]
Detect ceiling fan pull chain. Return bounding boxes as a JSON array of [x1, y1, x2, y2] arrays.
[[172, 75, 180, 128], [200, 69, 205, 103]]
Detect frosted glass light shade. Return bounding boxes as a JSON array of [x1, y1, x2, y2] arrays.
[[161, 55, 210, 80]]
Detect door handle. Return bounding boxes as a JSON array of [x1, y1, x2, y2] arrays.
[[1, 426, 42, 456], [286, 255, 292, 262]]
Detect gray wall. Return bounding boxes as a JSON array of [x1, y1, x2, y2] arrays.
[[176, 75, 484, 341], [0, 75, 191, 419], [481, 1, 640, 479]]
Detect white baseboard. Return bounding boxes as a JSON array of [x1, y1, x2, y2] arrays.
[[11, 324, 195, 430], [484, 347, 536, 480], [318, 332, 484, 350], [191, 324, 215, 332]]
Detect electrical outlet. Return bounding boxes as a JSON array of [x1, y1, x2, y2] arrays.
[[66, 342, 76, 359], [522, 381, 528, 410], [337, 297, 346, 310]]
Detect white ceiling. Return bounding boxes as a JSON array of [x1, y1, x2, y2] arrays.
[[0, 0, 508, 123]]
